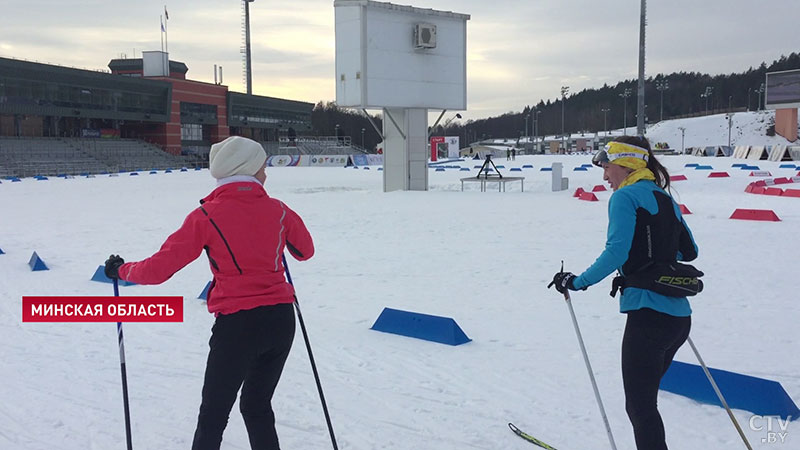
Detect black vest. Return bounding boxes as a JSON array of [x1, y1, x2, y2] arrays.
[[621, 190, 694, 276]]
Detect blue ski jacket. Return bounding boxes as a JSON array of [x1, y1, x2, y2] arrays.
[[573, 180, 698, 317]]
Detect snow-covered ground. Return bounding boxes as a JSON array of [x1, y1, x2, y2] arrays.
[[1, 153, 799, 450], [508, 109, 798, 151]]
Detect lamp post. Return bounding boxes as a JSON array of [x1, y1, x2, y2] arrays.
[[756, 82, 765, 110], [747, 87, 752, 111], [700, 86, 713, 115], [620, 88, 632, 135], [561, 86, 569, 151], [601, 108, 610, 136], [655, 79, 669, 122], [728, 95, 732, 112], [678, 126, 686, 154], [525, 113, 530, 143], [361, 127, 365, 148], [725, 114, 732, 147]]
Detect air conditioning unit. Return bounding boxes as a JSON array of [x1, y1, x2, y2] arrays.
[[414, 23, 437, 49]]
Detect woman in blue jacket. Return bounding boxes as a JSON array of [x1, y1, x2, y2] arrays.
[[549, 135, 698, 450]]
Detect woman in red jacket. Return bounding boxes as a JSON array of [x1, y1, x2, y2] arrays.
[[105, 136, 314, 450]]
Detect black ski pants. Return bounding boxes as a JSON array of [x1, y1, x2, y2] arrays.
[[192, 302, 295, 450], [621, 307, 691, 450]]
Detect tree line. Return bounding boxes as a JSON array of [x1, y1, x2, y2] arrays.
[[311, 52, 800, 150]]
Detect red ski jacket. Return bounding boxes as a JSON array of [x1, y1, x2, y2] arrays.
[[118, 181, 314, 315]]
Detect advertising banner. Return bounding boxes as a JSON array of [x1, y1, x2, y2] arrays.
[[300, 155, 350, 166], [266, 155, 302, 167], [366, 154, 384, 165]]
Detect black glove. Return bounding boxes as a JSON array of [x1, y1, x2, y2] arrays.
[[547, 271, 583, 294], [104, 254, 125, 279]]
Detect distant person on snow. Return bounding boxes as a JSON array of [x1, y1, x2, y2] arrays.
[[104, 135, 314, 450], [548, 135, 701, 450]]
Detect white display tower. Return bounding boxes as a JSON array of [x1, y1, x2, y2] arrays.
[[334, 0, 469, 191]]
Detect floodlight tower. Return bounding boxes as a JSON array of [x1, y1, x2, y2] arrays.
[[601, 108, 611, 135], [655, 79, 669, 121], [561, 86, 569, 151], [636, 0, 647, 135], [620, 88, 632, 135], [242, 0, 256, 94]]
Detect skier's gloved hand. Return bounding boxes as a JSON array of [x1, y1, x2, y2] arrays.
[[547, 271, 583, 294], [104, 254, 125, 279]]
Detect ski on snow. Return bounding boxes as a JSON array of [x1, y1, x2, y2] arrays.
[[508, 423, 558, 450]]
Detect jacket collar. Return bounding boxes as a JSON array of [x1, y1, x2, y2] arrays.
[[200, 181, 267, 204]]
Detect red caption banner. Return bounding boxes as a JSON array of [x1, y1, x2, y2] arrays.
[[22, 296, 183, 322]]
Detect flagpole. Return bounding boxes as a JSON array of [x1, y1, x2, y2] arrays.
[[160, 15, 164, 53], [164, 5, 169, 55]]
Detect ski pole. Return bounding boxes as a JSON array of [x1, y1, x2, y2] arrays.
[[686, 336, 753, 450], [563, 290, 618, 450], [113, 278, 134, 450], [556, 262, 617, 450], [282, 254, 339, 450]]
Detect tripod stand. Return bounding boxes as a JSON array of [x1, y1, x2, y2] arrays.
[[477, 154, 503, 179]]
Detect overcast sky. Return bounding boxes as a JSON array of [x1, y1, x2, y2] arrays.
[[1, 0, 798, 121]]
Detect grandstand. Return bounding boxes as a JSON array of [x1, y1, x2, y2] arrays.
[[0, 137, 205, 177]]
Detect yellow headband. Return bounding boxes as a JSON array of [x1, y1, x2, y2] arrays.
[[604, 141, 649, 170]]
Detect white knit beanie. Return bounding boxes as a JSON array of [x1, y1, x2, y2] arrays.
[[208, 136, 267, 179]]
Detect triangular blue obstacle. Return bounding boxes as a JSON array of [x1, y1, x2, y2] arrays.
[[90, 265, 137, 286], [522, 164, 533, 168], [28, 252, 48, 271], [573, 167, 588, 171], [540, 167, 552, 171], [370, 307, 471, 346], [198, 281, 212, 300], [661, 360, 800, 420]]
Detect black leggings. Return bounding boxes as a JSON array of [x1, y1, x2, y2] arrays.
[[192, 303, 295, 450], [622, 308, 691, 450]]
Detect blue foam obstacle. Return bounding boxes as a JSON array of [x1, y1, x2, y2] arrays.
[[460, 167, 471, 171], [496, 165, 505, 169], [11, 177, 22, 182], [474, 165, 482, 169], [0, 247, 5, 254], [694, 165, 714, 170], [34, 175, 49, 181], [685, 163, 700, 168], [510, 168, 522, 172], [198, 281, 212, 300], [435, 168, 446, 172], [377, 167, 383, 171], [149, 170, 158, 175], [130, 172, 139, 176], [731, 163, 747, 168], [661, 361, 800, 420], [573, 167, 588, 171], [540, 167, 553, 171], [90, 265, 136, 286], [522, 164, 534, 168], [363, 167, 370, 170], [165, 169, 173, 173], [28, 252, 48, 271], [779, 164, 796, 169], [743, 165, 760, 170], [370, 307, 471, 346]]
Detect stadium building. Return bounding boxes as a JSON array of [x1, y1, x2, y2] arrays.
[[0, 52, 316, 177]]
